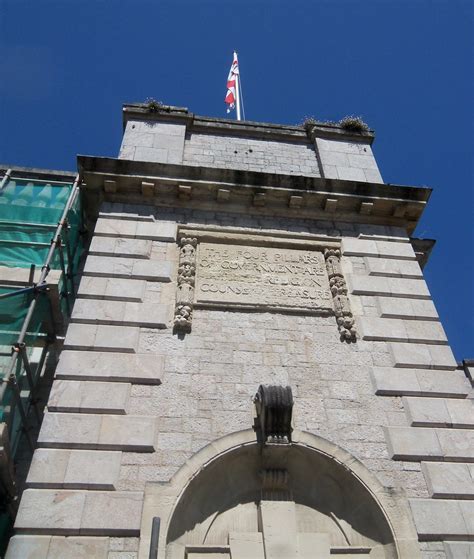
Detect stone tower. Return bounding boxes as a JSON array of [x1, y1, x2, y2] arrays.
[[6, 104, 473, 558]]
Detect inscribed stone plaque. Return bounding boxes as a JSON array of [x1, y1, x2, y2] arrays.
[[195, 243, 333, 313]]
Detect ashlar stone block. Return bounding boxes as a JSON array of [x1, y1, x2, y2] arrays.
[[38, 413, 156, 452], [83, 255, 173, 281], [48, 380, 130, 414], [389, 342, 457, 370], [342, 238, 416, 259], [63, 324, 139, 353], [347, 275, 430, 298], [15, 489, 86, 534], [409, 499, 470, 540], [14, 490, 143, 536], [421, 462, 474, 498], [358, 317, 447, 344], [377, 297, 439, 321], [444, 542, 474, 559], [404, 397, 473, 429], [77, 276, 146, 302], [27, 448, 122, 489], [385, 426, 442, 461], [437, 429, 474, 461], [94, 217, 176, 241], [71, 299, 170, 328], [89, 236, 152, 259], [5, 535, 51, 559], [364, 257, 423, 278], [80, 491, 143, 535], [56, 350, 163, 384]]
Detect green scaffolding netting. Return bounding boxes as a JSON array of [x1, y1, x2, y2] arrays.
[[0, 176, 84, 461]]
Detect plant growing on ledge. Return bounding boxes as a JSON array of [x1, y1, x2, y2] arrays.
[[144, 98, 163, 112], [339, 115, 370, 133], [302, 117, 318, 131]]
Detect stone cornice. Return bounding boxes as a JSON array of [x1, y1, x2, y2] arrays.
[[78, 155, 431, 235], [122, 103, 375, 144]]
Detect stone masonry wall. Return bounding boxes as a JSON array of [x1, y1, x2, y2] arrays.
[[9, 203, 473, 559], [182, 132, 321, 176], [119, 117, 384, 182]]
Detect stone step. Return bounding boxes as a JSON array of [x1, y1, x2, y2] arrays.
[[63, 324, 139, 353], [14, 489, 143, 536], [48, 380, 130, 414], [27, 449, 122, 490], [385, 426, 474, 462], [38, 412, 156, 452], [83, 255, 173, 281], [371, 367, 470, 398], [71, 299, 171, 329], [6, 536, 109, 559], [77, 276, 146, 302], [55, 350, 163, 384]]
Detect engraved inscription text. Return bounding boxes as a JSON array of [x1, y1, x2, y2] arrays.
[[195, 243, 333, 312]]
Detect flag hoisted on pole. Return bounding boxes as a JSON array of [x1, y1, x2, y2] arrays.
[[225, 51, 242, 121]]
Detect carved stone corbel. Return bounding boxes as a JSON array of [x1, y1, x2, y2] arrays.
[[174, 237, 197, 332], [324, 248, 356, 342], [254, 385, 293, 445]]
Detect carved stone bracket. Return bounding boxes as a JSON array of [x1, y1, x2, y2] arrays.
[[254, 385, 294, 445], [174, 237, 197, 332], [324, 248, 356, 342]]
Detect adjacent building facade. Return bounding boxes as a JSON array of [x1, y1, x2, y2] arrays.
[[4, 104, 474, 558]]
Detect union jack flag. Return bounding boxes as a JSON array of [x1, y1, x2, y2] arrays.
[[225, 52, 239, 113]]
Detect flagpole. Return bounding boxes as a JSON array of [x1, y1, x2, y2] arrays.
[[234, 51, 242, 121]]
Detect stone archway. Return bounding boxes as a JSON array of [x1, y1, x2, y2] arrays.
[[139, 430, 421, 559]]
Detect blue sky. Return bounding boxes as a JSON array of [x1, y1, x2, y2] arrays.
[[1, 0, 472, 359]]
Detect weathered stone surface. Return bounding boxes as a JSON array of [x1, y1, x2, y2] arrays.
[[94, 217, 176, 241], [404, 397, 474, 428], [357, 317, 447, 344], [38, 413, 156, 452], [6, 536, 109, 559], [27, 449, 122, 489], [385, 426, 442, 461], [195, 243, 332, 312], [389, 342, 457, 370], [386, 426, 474, 461], [342, 238, 416, 259], [89, 236, 152, 258], [371, 367, 470, 397], [422, 462, 474, 498], [409, 499, 473, 539], [77, 276, 146, 302], [377, 297, 439, 321], [444, 541, 474, 559], [64, 324, 139, 353], [80, 491, 143, 535], [56, 351, 162, 384], [5, 535, 51, 558], [347, 275, 430, 298], [15, 489, 143, 536], [364, 257, 422, 278], [15, 489, 86, 533], [48, 380, 130, 414], [229, 532, 265, 559], [83, 255, 173, 281], [71, 299, 170, 328]]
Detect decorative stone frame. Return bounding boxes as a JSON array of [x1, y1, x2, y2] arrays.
[[173, 225, 356, 341], [138, 429, 421, 559]]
